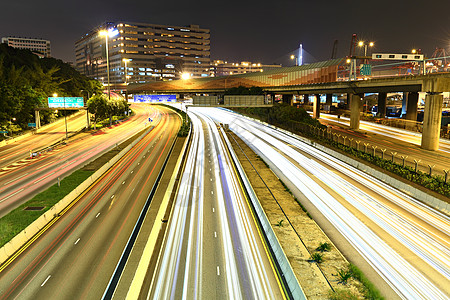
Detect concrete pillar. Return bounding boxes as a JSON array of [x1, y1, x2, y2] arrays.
[[282, 94, 293, 105], [405, 92, 419, 121], [313, 94, 320, 119], [303, 94, 309, 105], [421, 93, 443, 151], [346, 93, 351, 110], [377, 92, 387, 118], [350, 93, 362, 130], [401, 92, 408, 117], [35, 110, 41, 129], [326, 94, 333, 106]]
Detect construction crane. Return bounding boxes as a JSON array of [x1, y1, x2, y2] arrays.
[[348, 33, 357, 57]]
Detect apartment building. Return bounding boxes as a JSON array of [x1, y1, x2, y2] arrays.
[[75, 21, 210, 85], [1, 36, 51, 57]]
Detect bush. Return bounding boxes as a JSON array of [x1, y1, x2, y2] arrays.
[[317, 242, 331, 252], [336, 268, 352, 285], [311, 252, 323, 263]]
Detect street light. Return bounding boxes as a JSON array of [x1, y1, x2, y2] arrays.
[[290, 54, 298, 66], [123, 58, 130, 101], [99, 29, 119, 100], [358, 41, 374, 57]]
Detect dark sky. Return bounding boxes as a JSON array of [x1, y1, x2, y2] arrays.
[[2, 0, 450, 65]]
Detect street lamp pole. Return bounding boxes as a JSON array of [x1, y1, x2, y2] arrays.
[[123, 58, 130, 101], [290, 54, 298, 66], [100, 30, 111, 101]]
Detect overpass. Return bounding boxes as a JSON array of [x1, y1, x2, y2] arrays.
[[127, 59, 450, 150]]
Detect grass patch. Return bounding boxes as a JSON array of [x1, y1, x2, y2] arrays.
[[0, 169, 93, 248], [328, 288, 359, 300], [349, 263, 384, 300]]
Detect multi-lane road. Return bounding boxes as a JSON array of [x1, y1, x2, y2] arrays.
[[147, 107, 286, 299], [0, 104, 159, 217], [202, 107, 449, 299], [0, 106, 181, 299]]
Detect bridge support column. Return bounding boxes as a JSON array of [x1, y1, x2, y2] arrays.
[[401, 92, 408, 117], [282, 94, 294, 105], [377, 92, 387, 118], [405, 92, 419, 121], [350, 94, 362, 130], [345, 93, 351, 110], [313, 94, 320, 119], [325, 94, 332, 112], [421, 93, 443, 151], [303, 94, 309, 105], [35, 110, 41, 129]]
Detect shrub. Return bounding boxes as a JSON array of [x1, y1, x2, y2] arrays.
[[311, 252, 323, 263], [317, 242, 331, 252], [336, 268, 352, 285]]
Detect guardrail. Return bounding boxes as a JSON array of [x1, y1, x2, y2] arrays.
[[220, 127, 307, 300]]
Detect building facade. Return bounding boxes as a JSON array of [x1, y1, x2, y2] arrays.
[[1, 36, 51, 57], [210, 60, 281, 77], [75, 21, 210, 86]]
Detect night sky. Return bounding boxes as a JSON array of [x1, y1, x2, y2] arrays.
[[2, 0, 450, 65]]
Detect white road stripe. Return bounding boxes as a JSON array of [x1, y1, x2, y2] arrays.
[[41, 275, 51, 287]]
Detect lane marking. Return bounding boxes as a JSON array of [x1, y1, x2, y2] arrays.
[[217, 266, 220, 276], [74, 238, 80, 245], [212, 207, 215, 213], [41, 275, 51, 287], [0, 188, 24, 203], [3, 173, 28, 185], [33, 171, 55, 184], [211, 191, 214, 195], [214, 232, 217, 238], [122, 181, 125, 185], [96, 213, 100, 218], [131, 171, 134, 174], [111, 195, 115, 199]]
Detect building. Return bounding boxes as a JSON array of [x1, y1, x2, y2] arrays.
[[75, 21, 210, 86], [1, 36, 51, 57], [210, 60, 281, 77]]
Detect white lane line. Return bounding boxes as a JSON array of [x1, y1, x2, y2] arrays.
[[210, 178, 212, 181], [74, 238, 80, 245], [0, 188, 24, 203], [60, 160, 75, 169], [36, 161, 54, 170], [34, 171, 55, 184], [131, 171, 134, 174], [96, 213, 100, 218], [41, 275, 51, 287], [111, 195, 115, 199], [122, 181, 125, 185], [214, 232, 217, 238], [217, 266, 220, 276], [212, 207, 215, 213], [138, 162, 140, 165], [4, 173, 28, 185], [211, 191, 214, 195]]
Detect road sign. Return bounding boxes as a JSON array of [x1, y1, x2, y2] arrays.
[[28, 123, 36, 127], [0, 130, 8, 134], [360, 64, 372, 76], [133, 94, 176, 103], [48, 97, 84, 108]]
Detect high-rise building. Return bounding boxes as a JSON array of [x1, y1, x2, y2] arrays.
[[75, 21, 210, 85], [1, 36, 51, 57], [210, 60, 282, 77]]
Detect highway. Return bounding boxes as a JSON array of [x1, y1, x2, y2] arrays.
[[202, 107, 450, 300], [317, 113, 450, 176], [0, 105, 181, 299], [0, 111, 88, 169], [0, 103, 159, 217], [147, 107, 286, 299]]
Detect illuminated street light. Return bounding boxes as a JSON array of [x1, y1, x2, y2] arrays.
[[181, 73, 191, 80], [358, 41, 374, 56], [290, 54, 298, 66], [99, 28, 119, 101], [412, 49, 417, 54]]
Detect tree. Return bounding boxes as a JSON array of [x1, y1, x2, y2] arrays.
[[87, 94, 108, 129]]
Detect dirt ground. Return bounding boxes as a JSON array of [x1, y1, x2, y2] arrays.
[[227, 131, 365, 300]]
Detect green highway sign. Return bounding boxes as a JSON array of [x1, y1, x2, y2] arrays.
[[28, 123, 36, 127], [0, 130, 8, 134], [360, 64, 372, 76], [48, 97, 84, 108]]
